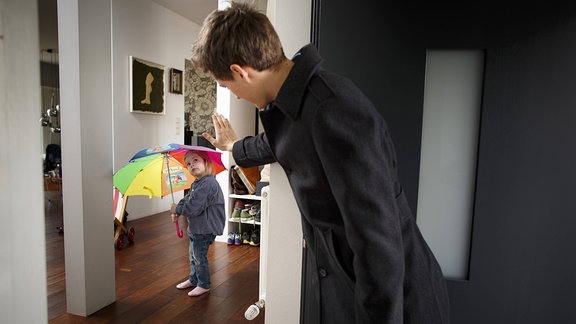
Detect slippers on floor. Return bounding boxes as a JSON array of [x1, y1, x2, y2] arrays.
[[188, 287, 210, 297], [176, 280, 195, 290]]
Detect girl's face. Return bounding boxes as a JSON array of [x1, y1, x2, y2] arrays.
[[185, 153, 206, 177]]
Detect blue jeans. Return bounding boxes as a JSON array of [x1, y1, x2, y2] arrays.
[[188, 233, 215, 289]]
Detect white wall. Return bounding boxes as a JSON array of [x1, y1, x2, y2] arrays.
[[58, 0, 116, 315], [264, 1, 310, 323], [112, 0, 201, 219], [0, 0, 48, 322]]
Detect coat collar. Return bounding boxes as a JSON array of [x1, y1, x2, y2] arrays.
[[268, 44, 323, 120]]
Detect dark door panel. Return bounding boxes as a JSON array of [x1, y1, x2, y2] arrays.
[[310, 2, 576, 323]]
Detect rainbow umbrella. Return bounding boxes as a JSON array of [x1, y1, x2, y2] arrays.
[[130, 143, 226, 176], [113, 153, 193, 200]]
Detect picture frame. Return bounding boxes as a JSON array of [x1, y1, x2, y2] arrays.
[[169, 68, 183, 94], [130, 56, 165, 114]]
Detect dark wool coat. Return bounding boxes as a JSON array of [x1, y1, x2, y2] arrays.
[[232, 44, 450, 323]]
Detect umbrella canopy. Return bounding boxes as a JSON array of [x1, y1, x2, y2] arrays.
[[130, 143, 226, 176], [113, 153, 194, 200]]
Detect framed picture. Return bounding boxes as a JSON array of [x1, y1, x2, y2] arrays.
[[130, 56, 165, 114], [169, 68, 183, 94]]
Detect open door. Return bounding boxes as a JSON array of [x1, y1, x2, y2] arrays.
[[311, 2, 576, 323]]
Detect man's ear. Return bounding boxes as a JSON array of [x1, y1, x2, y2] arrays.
[[230, 64, 248, 80]]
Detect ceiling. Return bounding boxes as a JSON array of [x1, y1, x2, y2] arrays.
[[38, 0, 59, 55], [151, 0, 217, 26], [38, 0, 217, 60]]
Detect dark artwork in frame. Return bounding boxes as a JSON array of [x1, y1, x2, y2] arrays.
[[170, 68, 183, 94], [130, 56, 165, 114]]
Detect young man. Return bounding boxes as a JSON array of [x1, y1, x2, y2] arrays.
[[193, 2, 450, 323]]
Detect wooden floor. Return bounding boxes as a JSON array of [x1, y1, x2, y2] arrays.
[[44, 189, 264, 323]]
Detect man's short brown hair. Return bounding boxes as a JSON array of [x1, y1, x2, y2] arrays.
[[190, 1, 285, 80]]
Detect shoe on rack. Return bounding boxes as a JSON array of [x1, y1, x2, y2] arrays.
[[230, 209, 241, 221], [249, 202, 261, 216], [249, 229, 260, 247], [250, 202, 261, 222], [240, 208, 253, 221], [233, 199, 245, 210], [227, 232, 235, 245], [242, 231, 251, 245], [234, 232, 242, 246], [230, 199, 246, 222]]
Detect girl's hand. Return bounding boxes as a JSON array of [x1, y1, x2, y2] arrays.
[[171, 213, 179, 223]]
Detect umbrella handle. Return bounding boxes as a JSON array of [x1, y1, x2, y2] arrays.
[[175, 221, 183, 238]]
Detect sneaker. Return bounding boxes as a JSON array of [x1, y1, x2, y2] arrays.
[[249, 202, 261, 216], [227, 232, 235, 245], [242, 231, 251, 245], [249, 202, 261, 222], [234, 232, 242, 246], [240, 208, 253, 221], [230, 209, 241, 221], [249, 229, 260, 246]]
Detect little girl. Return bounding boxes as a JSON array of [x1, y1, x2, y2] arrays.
[[171, 150, 225, 297]]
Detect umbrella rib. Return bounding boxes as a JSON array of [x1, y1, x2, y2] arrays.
[[165, 153, 175, 204]]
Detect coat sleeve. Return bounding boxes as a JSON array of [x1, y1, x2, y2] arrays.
[[309, 77, 406, 323], [232, 132, 277, 167]]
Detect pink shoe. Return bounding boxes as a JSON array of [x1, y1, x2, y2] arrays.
[[188, 287, 210, 297], [176, 280, 195, 290]]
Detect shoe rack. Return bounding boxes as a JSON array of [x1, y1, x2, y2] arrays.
[[227, 193, 262, 247]]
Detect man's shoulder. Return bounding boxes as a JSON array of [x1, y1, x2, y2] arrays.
[[308, 72, 335, 101], [308, 71, 360, 102]]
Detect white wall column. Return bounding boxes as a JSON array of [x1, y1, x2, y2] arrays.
[[58, 0, 115, 315], [0, 0, 48, 322], [264, 1, 310, 323]]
